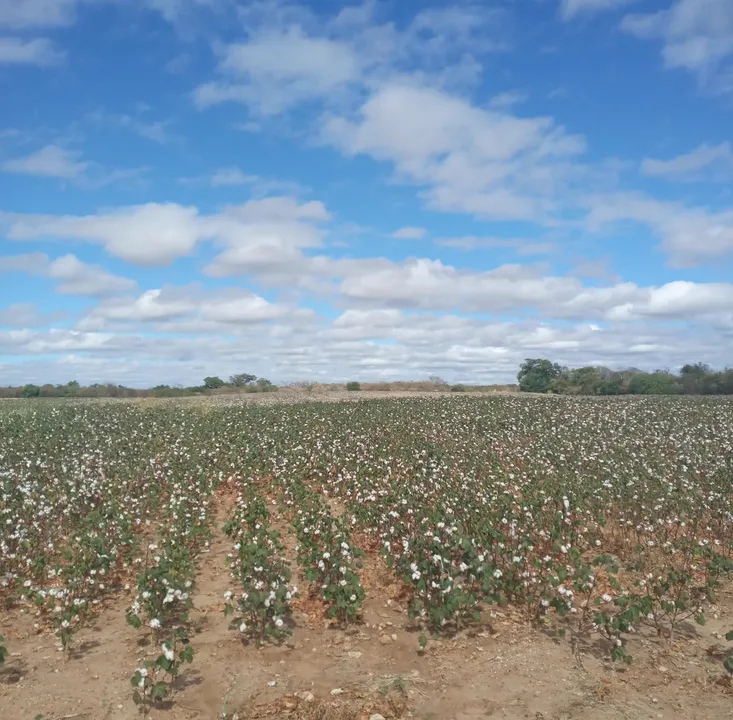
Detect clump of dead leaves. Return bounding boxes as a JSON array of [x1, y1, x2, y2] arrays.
[[236, 685, 409, 720]]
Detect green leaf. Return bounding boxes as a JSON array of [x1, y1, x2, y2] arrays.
[[724, 655, 733, 674], [151, 681, 169, 702], [695, 614, 706, 626], [128, 614, 142, 630]]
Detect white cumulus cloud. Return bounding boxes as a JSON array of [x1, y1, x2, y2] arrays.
[[622, 0, 733, 92], [641, 142, 733, 178], [0, 37, 64, 65]]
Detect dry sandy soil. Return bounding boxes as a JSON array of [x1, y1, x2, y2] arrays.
[[3, 485, 733, 720]]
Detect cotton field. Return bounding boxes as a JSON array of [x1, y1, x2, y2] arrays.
[[2, 395, 733, 719]]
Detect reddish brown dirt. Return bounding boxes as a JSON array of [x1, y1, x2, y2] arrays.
[[4, 512, 733, 720]]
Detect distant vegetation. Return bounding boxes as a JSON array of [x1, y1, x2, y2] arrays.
[[0, 374, 277, 399], [517, 359, 733, 396], [0, 375, 518, 399], [6, 361, 730, 399]]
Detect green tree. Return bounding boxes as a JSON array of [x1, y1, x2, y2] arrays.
[[21, 384, 41, 398], [569, 366, 603, 395], [203, 376, 225, 389], [714, 369, 733, 395], [679, 362, 711, 394], [61, 380, 80, 397], [229, 373, 257, 387], [346, 381, 361, 391], [680, 362, 711, 376], [627, 371, 680, 395], [598, 375, 623, 395], [517, 358, 564, 393]]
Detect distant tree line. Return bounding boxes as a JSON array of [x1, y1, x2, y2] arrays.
[[0, 374, 276, 399], [517, 359, 733, 396]]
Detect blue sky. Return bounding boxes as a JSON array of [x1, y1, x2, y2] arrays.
[[1, 0, 732, 386]]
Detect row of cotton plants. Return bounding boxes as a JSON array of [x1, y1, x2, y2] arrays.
[[280, 475, 365, 625], [2, 394, 733, 679], [222, 481, 298, 643], [127, 462, 219, 710]]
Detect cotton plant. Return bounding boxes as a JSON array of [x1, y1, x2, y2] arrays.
[[224, 529, 297, 643], [131, 628, 194, 714], [21, 528, 117, 656], [543, 552, 634, 662], [385, 519, 482, 631], [222, 483, 297, 643], [125, 466, 217, 710], [285, 477, 365, 625], [126, 543, 195, 637]]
